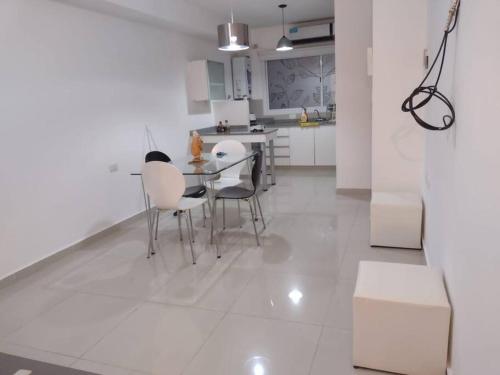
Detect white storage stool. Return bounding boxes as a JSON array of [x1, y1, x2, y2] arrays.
[[370, 192, 422, 249], [353, 261, 451, 375]]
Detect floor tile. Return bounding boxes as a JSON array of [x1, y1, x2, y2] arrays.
[[339, 247, 425, 282], [231, 271, 335, 324], [83, 302, 223, 375], [310, 327, 391, 375], [183, 314, 321, 375], [0, 284, 72, 338], [193, 267, 256, 311], [323, 280, 356, 330], [6, 293, 138, 357], [71, 359, 131, 375], [49, 242, 171, 299], [0, 340, 77, 367], [149, 250, 245, 308]]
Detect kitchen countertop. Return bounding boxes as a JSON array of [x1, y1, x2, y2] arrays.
[[195, 126, 278, 136], [195, 120, 335, 136], [255, 119, 336, 128]]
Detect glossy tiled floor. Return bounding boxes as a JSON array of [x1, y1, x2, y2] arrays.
[[0, 168, 425, 375]]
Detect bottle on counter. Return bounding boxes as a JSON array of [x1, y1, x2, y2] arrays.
[[300, 107, 308, 123], [217, 121, 224, 133], [224, 120, 230, 133]]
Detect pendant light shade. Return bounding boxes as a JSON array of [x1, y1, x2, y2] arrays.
[[217, 22, 249, 51], [276, 4, 293, 52], [217, 8, 249, 52], [276, 35, 293, 51]]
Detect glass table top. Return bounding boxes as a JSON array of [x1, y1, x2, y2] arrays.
[[131, 151, 256, 176]]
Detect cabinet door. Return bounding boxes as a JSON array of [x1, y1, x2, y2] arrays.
[[207, 61, 226, 100], [314, 126, 336, 166], [289, 127, 315, 166], [186, 60, 209, 101]]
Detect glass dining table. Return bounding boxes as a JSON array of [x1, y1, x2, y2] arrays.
[[131, 151, 257, 258]]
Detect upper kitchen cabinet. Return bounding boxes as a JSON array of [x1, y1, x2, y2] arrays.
[[186, 60, 226, 101], [232, 56, 252, 99]]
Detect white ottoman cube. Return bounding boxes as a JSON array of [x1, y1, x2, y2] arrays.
[[370, 192, 422, 249], [353, 261, 451, 375]]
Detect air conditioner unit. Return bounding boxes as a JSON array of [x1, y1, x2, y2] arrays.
[[289, 19, 334, 47]]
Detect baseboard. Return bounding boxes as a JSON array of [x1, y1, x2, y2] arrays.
[[0, 209, 147, 288], [422, 240, 430, 265], [336, 188, 371, 200], [336, 188, 371, 193]]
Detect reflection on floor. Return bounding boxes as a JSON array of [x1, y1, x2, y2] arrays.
[[0, 168, 425, 375]]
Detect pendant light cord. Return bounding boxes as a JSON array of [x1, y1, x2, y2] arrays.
[[401, 0, 460, 131], [281, 8, 285, 35]]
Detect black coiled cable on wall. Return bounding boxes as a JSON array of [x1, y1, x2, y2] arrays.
[[401, 0, 461, 131]]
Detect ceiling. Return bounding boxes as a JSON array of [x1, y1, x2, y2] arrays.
[[184, 0, 334, 28]]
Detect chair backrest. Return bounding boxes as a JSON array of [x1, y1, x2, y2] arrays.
[[142, 161, 185, 210], [145, 151, 171, 163], [211, 140, 246, 180], [251, 151, 262, 192]]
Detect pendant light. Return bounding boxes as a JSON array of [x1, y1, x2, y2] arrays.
[[218, 9, 249, 51], [276, 4, 293, 52]]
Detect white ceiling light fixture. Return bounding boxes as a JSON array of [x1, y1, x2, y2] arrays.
[[276, 4, 293, 52], [217, 8, 249, 52]]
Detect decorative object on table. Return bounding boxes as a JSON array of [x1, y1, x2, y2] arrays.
[[190, 131, 206, 163], [276, 4, 294, 52]]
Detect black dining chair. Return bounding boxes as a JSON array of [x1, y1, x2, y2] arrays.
[[211, 151, 265, 247], [145, 151, 208, 240]]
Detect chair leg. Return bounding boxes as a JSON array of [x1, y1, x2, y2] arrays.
[[237, 200, 242, 228], [253, 196, 258, 221], [188, 210, 195, 242], [177, 210, 183, 242], [211, 198, 218, 245], [184, 212, 196, 264], [255, 195, 266, 230], [154, 209, 160, 240], [222, 199, 226, 230], [206, 194, 212, 218], [202, 203, 206, 228], [248, 199, 260, 246]]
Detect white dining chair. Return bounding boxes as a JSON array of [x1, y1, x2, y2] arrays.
[[210, 140, 247, 229], [142, 161, 206, 264], [210, 140, 247, 189]]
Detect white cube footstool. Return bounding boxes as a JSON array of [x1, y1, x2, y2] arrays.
[[353, 261, 451, 375], [370, 192, 422, 249]]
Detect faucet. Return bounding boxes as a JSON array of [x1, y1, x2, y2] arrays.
[[314, 109, 321, 120]]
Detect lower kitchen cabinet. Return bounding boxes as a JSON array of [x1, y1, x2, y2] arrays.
[[289, 127, 315, 166], [288, 125, 336, 166], [314, 125, 336, 166]]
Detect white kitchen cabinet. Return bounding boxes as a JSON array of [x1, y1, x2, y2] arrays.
[[186, 60, 226, 101], [232, 56, 252, 99], [289, 127, 315, 166], [314, 126, 336, 166]]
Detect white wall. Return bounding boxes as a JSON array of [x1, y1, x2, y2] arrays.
[[371, 0, 426, 193], [0, 0, 230, 280], [423, 1, 500, 373], [335, 0, 372, 189], [53, 0, 225, 38]]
